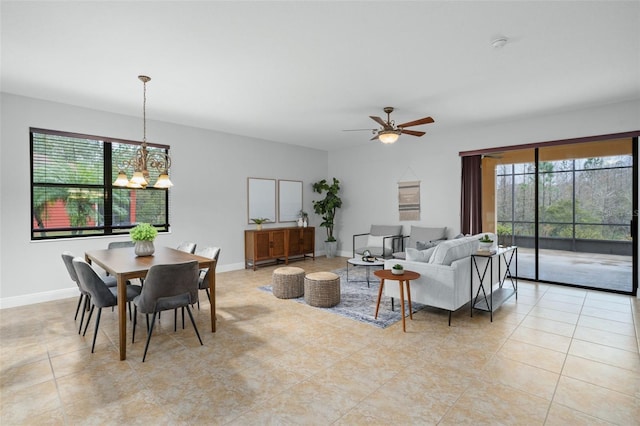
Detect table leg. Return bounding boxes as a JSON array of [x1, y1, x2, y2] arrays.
[[117, 274, 127, 360], [399, 281, 406, 332], [209, 261, 216, 332], [405, 280, 413, 320], [374, 278, 385, 319]]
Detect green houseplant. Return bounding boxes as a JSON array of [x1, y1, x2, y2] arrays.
[[478, 234, 494, 251], [130, 223, 158, 256], [312, 178, 342, 258], [250, 217, 270, 230], [392, 263, 404, 275]]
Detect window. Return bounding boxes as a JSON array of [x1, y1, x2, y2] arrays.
[[31, 128, 170, 240]]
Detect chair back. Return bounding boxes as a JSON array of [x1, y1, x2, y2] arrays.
[[195, 246, 220, 262], [176, 241, 197, 254], [135, 261, 199, 313], [72, 257, 117, 308], [61, 251, 80, 286], [108, 241, 135, 249]]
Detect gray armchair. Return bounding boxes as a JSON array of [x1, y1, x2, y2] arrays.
[[132, 261, 202, 362], [72, 257, 141, 353], [353, 225, 403, 259]]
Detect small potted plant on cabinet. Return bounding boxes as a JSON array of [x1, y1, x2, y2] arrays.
[[251, 218, 270, 230], [130, 223, 158, 256], [392, 263, 404, 275]]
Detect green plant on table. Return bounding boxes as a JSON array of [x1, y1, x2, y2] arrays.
[[130, 223, 158, 242], [479, 234, 493, 243], [392, 263, 404, 271]]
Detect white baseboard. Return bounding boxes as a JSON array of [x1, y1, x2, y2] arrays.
[[0, 287, 79, 309], [1, 262, 248, 309]]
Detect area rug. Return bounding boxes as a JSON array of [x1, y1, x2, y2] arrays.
[[259, 267, 425, 328]]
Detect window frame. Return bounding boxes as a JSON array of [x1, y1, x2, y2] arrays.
[[30, 127, 170, 241]]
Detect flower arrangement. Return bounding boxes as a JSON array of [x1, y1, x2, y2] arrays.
[[130, 223, 158, 242]]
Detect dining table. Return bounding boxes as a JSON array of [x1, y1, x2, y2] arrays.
[[85, 246, 216, 360]]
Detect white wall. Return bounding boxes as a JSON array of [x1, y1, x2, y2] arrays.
[[1, 94, 638, 307], [0, 93, 328, 306]]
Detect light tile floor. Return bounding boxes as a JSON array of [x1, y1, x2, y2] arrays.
[[1, 256, 639, 425]]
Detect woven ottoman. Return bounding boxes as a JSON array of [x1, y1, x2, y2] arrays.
[[272, 267, 305, 299], [304, 272, 340, 307]]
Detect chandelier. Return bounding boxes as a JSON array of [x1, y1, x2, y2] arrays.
[[113, 75, 173, 189]]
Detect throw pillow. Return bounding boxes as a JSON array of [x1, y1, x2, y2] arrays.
[[406, 247, 436, 262], [416, 239, 446, 250]]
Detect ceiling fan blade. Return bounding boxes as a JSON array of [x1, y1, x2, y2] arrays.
[[397, 116, 434, 128], [369, 116, 387, 128], [400, 129, 426, 137], [342, 128, 375, 132], [370, 134, 379, 141]]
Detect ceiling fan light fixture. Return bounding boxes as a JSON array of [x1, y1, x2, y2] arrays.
[[378, 130, 400, 144]]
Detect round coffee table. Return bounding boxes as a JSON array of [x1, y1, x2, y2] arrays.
[[373, 269, 420, 332], [346, 257, 385, 287]]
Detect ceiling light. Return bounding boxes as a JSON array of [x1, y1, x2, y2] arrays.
[[378, 130, 401, 144], [113, 75, 173, 189]]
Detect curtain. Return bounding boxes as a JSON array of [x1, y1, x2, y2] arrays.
[[460, 155, 482, 235]]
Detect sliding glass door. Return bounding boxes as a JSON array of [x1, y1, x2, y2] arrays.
[[488, 137, 636, 294]]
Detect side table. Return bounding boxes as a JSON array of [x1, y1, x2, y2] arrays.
[[374, 269, 420, 332], [471, 246, 518, 321]]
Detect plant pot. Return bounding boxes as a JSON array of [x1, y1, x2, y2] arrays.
[[479, 242, 493, 251], [256, 224, 263, 231], [392, 268, 404, 275], [324, 241, 338, 258], [134, 240, 155, 256]]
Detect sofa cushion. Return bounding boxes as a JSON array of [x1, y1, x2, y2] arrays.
[[429, 237, 479, 266], [407, 226, 447, 250], [406, 247, 436, 262]]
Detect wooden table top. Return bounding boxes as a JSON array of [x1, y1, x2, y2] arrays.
[[374, 269, 420, 281]]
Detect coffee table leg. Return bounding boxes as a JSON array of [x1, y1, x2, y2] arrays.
[[374, 279, 385, 319], [366, 265, 370, 287]]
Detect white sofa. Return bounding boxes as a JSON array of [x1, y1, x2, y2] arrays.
[[383, 233, 499, 325]]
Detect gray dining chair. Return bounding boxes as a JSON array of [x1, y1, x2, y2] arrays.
[[107, 241, 135, 249], [195, 247, 220, 309], [72, 257, 142, 353], [62, 251, 118, 334], [131, 260, 202, 362], [176, 241, 197, 254]]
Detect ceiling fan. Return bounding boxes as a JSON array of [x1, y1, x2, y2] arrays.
[[345, 107, 435, 144]]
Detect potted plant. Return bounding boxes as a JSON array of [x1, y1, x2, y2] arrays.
[[392, 263, 404, 275], [299, 210, 309, 227], [478, 234, 494, 251], [130, 223, 158, 256], [312, 178, 342, 258], [251, 218, 270, 230]]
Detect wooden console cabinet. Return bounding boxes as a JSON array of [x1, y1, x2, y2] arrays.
[[245, 227, 315, 270]]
